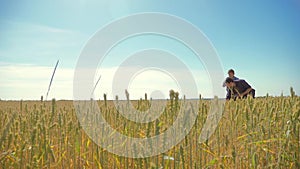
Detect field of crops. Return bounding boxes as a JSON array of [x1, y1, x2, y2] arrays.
[[0, 92, 299, 168]]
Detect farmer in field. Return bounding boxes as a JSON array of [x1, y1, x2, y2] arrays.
[[225, 77, 255, 100], [223, 69, 239, 99]]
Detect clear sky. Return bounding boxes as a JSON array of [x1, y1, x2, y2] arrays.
[[0, 0, 299, 100]]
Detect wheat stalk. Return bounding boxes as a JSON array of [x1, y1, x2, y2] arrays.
[[45, 60, 59, 100]]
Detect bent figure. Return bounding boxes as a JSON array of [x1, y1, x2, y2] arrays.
[[225, 78, 255, 100]]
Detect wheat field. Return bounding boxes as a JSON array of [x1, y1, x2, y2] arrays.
[[0, 91, 299, 168]]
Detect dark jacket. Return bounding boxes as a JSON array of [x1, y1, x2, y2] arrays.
[[226, 79, 255, 100]]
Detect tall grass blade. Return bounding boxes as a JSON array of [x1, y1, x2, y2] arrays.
[[46, 60, 59, 100], [90, 75, 101, 98]]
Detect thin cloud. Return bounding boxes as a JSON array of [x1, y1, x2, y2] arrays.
[[0, 64, 217, 100], [0, 20, 88, 67]]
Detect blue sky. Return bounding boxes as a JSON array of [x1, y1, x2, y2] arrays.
[[0, 0, 299, 100]]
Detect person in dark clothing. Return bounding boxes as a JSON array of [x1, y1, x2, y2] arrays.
[[222, 69, 239, 87], [225, 77, 255, 100], [222, 69, 239, 99]]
